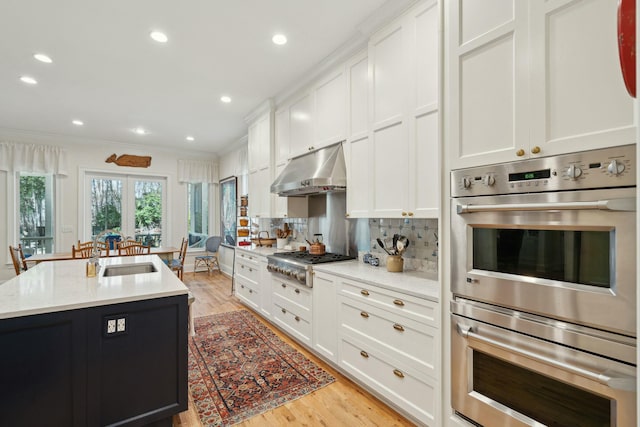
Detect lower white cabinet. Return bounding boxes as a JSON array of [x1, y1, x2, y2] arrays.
[[271, 275, 312, 346], [234, 249, 263, 312], [312, 271, 338, 363], [259, 258, 271, 318], [235, 277, 260, 310]]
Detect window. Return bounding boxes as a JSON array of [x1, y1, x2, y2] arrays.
[[187, 182, 210, 248], [85, 172, 166, 247], [18, 173, 55, 254]]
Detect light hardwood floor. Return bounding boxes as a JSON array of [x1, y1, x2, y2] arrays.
[[173, 271, 415, 427]]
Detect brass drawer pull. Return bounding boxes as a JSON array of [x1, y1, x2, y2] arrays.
[[393, 299, 405, 306], [294, 316, 300, 322], [240, 284, 244, 289], [281, 308, 286, 314], [393, 369, 405, 379], [248, 268, 253, 272], [295, 289, 300, 294], [281, 283, 286, 288], [241, 265, 245, 269], [360, 289, 369, 296], [249, 289, 253, 294], [360, 311, 369, 318], [393, 323, 405, 332], [360, 350, 369, 358]]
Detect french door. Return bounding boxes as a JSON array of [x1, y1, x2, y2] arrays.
[[84, 172, 167, 247]]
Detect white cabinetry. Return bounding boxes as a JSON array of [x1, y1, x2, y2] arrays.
[[337, 277, 440, 426], [247, 111, 273, 218], [271, 275, 312, 346], [314, 69, 346, 148], [312, 271, 338, 363], [349, 0, 439, 219], [234, 250, 262, 310], [259, 257, 271, 318], [448, 0, 635, 169], [289, 93, 315, 158]]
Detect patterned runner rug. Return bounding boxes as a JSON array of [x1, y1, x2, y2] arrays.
[[188, 309, 335, 426]]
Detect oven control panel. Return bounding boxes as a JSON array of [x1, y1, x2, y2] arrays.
[[451, 145, 635, 197]]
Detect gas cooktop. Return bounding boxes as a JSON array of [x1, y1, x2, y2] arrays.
[[271, 251, 355, 264]]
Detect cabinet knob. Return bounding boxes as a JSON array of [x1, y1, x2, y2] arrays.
[[393, 323, 405, 332], [516, 149, 525, 157], [393, 369, 405, 379], [393, 299, 405, 307], [281, 283, 286, 288], [281, 308, 286, 314], [360, 311, 369, 318], [345, 213, 350, 217], [249, 289, 253, 294], [401, 212, 407, 216], [531, 146, 541, 154], [360, 350, 369, 358], [294, 316, 300, 322], [408, 212, 414, 217], [360, 289, 370, 296], [294, 288, 300, 294]]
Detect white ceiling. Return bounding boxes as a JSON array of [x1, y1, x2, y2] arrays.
[[0, 0, 400, 155]]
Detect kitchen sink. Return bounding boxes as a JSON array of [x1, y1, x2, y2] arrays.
[[102, 262, 157, 277]]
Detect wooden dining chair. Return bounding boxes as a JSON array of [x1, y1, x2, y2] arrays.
[[72, 244, 94, 259], [77, 240, 109, 256], [9, 244, 29, 275], [169, 237, 188, 280], [117, 240, 151, 255]]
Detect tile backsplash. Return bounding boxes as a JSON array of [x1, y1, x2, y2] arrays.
[[252, 216, 438, 274]]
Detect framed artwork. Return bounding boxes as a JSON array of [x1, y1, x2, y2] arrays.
[[220, 176, 237, 246]]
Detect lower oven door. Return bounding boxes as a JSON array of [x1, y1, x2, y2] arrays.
[[451, 187, 636, 336], [451, 309, 636, 427]]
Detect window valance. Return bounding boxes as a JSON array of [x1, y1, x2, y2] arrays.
[[177, 159, 219, 183], [0, 142, 68, 175]]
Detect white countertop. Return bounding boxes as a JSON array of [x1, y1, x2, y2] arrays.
[[0, 255, 188, 319], [313, 261, 439, 302], [235, 245, 297, 257]]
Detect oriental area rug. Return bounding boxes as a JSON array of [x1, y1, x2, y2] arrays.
[[188, 309, 335, 426]]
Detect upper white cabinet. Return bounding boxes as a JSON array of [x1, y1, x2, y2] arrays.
[[247, 110, 273, 218], [314, 69, 347, 148], [274, 108, 290, 166], [448, 0, 635, 170], [367, 0, 440, 219], [289, 93, 314, 158]]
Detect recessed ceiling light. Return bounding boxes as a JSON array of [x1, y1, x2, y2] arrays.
[[150, 31, 168, 43], [220, 96, 232, 103], [34, 53, 52, 63], [272, 34, 287, 45], [72, 120, 84, 126], [133, 127, 147, 135], [186, 136, 195, 142], [20, 76, 38, 85]]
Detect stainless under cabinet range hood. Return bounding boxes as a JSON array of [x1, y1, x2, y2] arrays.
[[271, 142, 346, 196]]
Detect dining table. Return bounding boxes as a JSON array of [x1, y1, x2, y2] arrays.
[[27, 246, 180, 264]]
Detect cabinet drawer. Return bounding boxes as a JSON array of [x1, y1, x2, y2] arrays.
[[271, 276, 312, 311], [340, 279, 438, 327], [272, 300, 312, 346], [339, 335, 436, 426], [236, 279, 259, 310], [235, 258, 260, 283], [236, 250, 261, 266], [340, 297, 437, 379]]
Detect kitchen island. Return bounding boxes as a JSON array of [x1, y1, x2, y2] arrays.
[[0, 255, 189, 427]]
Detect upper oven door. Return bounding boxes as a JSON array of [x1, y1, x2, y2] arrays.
[[451, 187, 636, 336]]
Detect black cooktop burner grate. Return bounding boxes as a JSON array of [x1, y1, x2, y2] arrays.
[[272, 251, 355, 264]]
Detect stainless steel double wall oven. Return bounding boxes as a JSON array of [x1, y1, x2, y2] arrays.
[[450, 145, 637, 426]]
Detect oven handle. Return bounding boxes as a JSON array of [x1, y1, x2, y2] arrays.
[[456, 323, 636, 391], [457, 198, 635, 214]]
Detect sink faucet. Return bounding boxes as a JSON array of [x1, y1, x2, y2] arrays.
[[93, 229, 126, 257]]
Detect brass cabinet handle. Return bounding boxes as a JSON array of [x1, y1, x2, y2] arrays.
[[360, 289, 369, 296], [360, 350, 369, 358], [401, 211, 407, 216], [516, 148, 525, 157], [393, 299, 405, 306], [360, 311, 369, 318], [295, 288, 300, 294], [408, 212, 414, 217], [393, 369, 405, 379], [393, 323, 405, 332], [531, 146, 541, 154], [281, 308, 286, 314], [294, 316, 300, 322]]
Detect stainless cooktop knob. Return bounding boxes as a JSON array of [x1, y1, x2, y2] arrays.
[[462, 177, 472, 189], [607, 159, 625, 176], [566, 164, 582, 179], [483, 174, 495, 186]]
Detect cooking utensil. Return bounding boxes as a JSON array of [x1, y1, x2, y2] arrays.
[[396, 235, 410, 254], [376, 237, 392, 255], [393, 234, 399, 253]]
